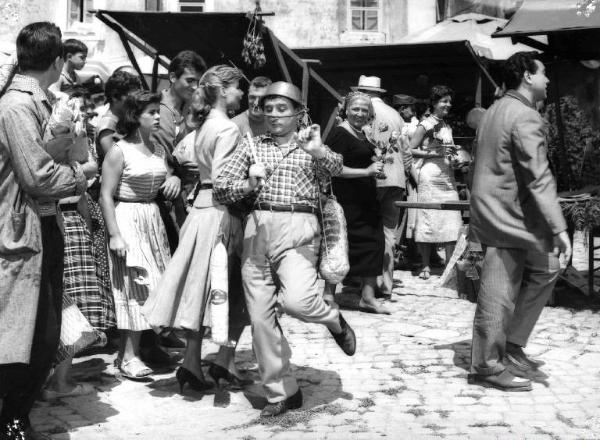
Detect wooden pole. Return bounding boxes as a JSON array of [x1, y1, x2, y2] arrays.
[[267, 28, 292, 83], [302, 62, 309, 106]]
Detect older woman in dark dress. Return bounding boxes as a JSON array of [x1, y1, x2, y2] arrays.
[[326, 92, 389, 314]]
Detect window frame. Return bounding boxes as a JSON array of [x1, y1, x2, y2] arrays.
[[179, 0, 206, 12], [68, 0, 94, 27], [347, 0, 381, 33]]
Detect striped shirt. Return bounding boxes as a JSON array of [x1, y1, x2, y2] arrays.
[[113, 141, 167, 202], [213, 134, 343, 209]]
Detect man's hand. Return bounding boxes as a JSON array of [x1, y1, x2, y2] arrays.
[[161, 176, 181, 200], [294, 124, 326, 159], [248, 163, 266, 190], [553, 230, 572, 269]]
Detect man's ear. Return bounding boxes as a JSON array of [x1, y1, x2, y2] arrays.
[[523, 70, 533, 85], [169, 72, 176, 85], [53, 56, 63, 71]]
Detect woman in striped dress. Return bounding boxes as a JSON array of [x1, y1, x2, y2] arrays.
[[100, 91, 180, 379]]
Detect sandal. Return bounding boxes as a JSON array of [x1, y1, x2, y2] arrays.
[[418, 268, 431, 280], [119, 357, 153, 381], [358, 299, 391, 315]]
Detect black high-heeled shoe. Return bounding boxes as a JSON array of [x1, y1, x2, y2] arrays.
[[207, 363, 253, 390], [176, 367, 212, 394]]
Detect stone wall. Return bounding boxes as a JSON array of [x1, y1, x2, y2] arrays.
[[211, 0, 437, 48]]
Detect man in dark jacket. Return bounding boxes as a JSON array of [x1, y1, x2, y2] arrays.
[[468, 52, 572, 391]]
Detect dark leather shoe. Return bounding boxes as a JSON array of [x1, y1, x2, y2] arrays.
[[330, 313, 356, 356], [468, 369, 532, 392], [260, 389, 303, 417], [505, 343, 543, 371]]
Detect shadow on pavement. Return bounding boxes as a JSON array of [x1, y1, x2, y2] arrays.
[[434, 339, 551, 387], [434, 339, 471, 372], [32, 357, 120, 438]]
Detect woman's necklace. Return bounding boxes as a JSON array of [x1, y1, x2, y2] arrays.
[[345, 121, 365, 138]]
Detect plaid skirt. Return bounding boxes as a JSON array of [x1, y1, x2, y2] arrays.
[[55, 291, 106, 363], [62, 207, 115, 331]]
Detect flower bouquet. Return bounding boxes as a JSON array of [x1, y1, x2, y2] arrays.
[[364, 122, 403, 180]]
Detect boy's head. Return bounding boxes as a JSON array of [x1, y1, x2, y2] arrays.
[[16, 22, 63, 78], [248, 76, 272, 120], [105, 70, 142, 114], [168, 50, 207, 103], [63, 38, 88, 71]]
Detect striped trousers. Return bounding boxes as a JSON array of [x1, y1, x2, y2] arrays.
[[470, 246, 560, 375]]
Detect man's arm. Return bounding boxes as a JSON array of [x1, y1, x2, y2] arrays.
[[2, 105, 86, 199], [512, 109, 567, 235], [213, 139, 254, 204], [315, 146, 343, 177]]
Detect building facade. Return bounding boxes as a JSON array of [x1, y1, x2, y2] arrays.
[[1, 0, 438, 60]]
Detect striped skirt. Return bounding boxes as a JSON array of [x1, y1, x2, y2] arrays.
[[109, 201, 171, 331]]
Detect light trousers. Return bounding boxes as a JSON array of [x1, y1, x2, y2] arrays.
[[376, 187, 404, 295], [242, 210, 340, 403], [471, 246, 560, 375]]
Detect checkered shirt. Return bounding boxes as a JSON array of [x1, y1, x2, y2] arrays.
[[213, 134, 343, 209]]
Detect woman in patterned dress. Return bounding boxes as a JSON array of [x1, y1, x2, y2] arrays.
[[100, 91, 180, 379], [410, 85, 462, 280]]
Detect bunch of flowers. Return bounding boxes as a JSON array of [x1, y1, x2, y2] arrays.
[[242, 2, 266, 69], [363, 122, 402, 179]]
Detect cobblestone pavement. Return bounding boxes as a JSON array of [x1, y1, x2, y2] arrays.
[[27, 267, 600, 440]]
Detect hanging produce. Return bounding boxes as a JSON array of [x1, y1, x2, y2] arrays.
[[242, 1, 266, 69]]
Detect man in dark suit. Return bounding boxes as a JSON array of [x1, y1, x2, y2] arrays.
[[468, 52, 572, 391]]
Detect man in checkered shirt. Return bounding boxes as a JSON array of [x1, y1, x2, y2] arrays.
[[214, 81, 356, 417]]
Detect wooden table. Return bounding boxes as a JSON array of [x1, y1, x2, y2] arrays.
[[394, 201, 470, 211]]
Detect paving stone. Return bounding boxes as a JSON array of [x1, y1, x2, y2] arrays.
[[16, 266, 599, 440]]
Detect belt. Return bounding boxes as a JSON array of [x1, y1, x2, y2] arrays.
[[59, 202, 79, 211], [192, 182, 213, 201], [253, 202, 319, 214]]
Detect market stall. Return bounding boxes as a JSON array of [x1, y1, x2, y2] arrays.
[[93, 9, 340, 108]]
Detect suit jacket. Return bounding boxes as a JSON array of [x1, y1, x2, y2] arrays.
[[469, 90, 566, 252], [193, 108, 241, 208]]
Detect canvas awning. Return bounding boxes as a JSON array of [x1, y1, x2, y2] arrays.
[[399, 13, 540, 60], [295, 40, 500, 132], [493, 0, 600, 59], [94, 10, 341, 106]]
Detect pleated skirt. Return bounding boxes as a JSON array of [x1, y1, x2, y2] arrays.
[[109, 201, 170, 331], [142, 203, 246, 333]]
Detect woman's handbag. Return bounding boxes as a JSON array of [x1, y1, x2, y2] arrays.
[[0, 186, 40, 255], [209, 240, 229, 346], [316, 176, 350, 285]]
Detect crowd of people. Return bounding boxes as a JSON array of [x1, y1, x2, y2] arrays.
[[0, 20, 572, 440]]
